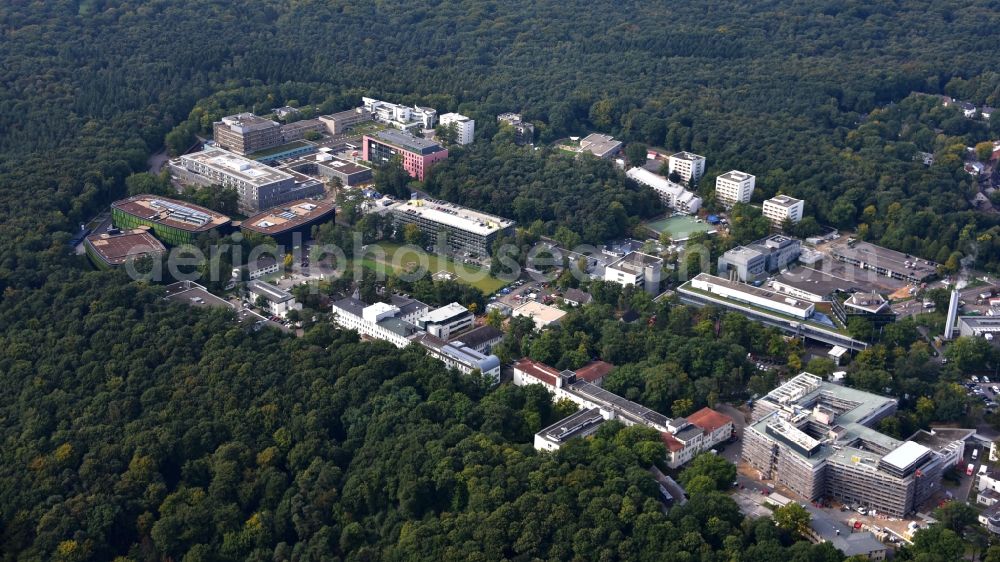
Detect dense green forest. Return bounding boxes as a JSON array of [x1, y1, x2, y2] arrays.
[[3, 0, 1000, 559]]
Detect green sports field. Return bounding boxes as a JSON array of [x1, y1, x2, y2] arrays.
[[644, 215, 715, 241], [350, 242, 507, 294]]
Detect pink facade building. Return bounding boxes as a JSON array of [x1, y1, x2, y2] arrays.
[[362, 129, 448, 181]]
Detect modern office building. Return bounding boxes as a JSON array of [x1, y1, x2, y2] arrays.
[[388, 198, 514, 256], [828, 239, 938, 284], [668, 151, 706, 184], [715, 170, 756, 206], [247, 280, 302, 319], [331, 295, 500, 380], [689, 272, 815, 319], [626, 167, 702, 214], [111, 195, 231, 246], [958, 316, 1000, 339], [578, 133, 622, 159], [279, 118, 325, 142], [831, 292, 896, 327], [84, 228, 166, 269], [604, 251, 663, 295], [439, 112, 475, 145], [174, 147, 324, 213], [717, 234, 802, 282], [362, 129, 449, 180], [741, 373, 965, 517], [362, 97, 437, 130], [319, 108, 373, 134], [240, 199, 336, 244], [416, 302, 473, 339], [213, 113, 283, 155], [497, 113, 534, 145], [232, 256, 280, 282], [515, 358, 733, 467], [762, 194, 805, 226], [280, 152, 373, 186]]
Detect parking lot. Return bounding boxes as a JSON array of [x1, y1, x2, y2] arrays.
[[966, 376, 1000, 413]]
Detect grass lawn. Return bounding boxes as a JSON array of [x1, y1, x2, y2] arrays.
[[644, 215, 715, 240], [350, 242, 507, 294]]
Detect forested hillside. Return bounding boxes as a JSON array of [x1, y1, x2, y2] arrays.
[[2, 0, 1000, 559]]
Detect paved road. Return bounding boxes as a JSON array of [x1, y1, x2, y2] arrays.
[[147, 148, 168, 173]]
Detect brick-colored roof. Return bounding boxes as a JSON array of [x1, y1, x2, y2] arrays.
[[575, 360, 614, 383], [687, 407, 733, 433], [661, 432, 685, 452], [514, 358, 560, 387]]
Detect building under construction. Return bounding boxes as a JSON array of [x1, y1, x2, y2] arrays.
[[742, 373, 965, 517]]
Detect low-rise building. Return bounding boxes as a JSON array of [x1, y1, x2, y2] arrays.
[[332, 296, 426, 348], [362, 97, 437, 130], [762, 194, 805, 226], [247, 280, 302, 319], [516, 358, 732, 467], [240, 199, 336, 244], [362, 129, 448, 181], [604, 251, 663, 295], [958, 316, 1000, 340], [279, 151, 373, 186], [497, 112, 534, 145], [232, 256, 280, 282], [578, 133, 622, 159], [447, 324, 503, 355], [689, 272, 815, 319], [513, 301, 567, 330], [626, 167, 702, 214], [534, 408, 607, 451], [280, 118, 325, 142], [802, 504, 887, 561], [717, 234, 802, 283], [439, 112, 475, 145], [319, 108, 373, 134], [110, 195, 231, 246], [84, 227, 166, 269], [668, 151, 706, 184], [561, 288, 593, 307], [832, 292, 896, 327], [715, 170, 756, 206], [828, 239, 938, 284], [410, 333, 500, 381]]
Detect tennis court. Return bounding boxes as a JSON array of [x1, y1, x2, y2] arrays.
[[644, 215, 715, 241]]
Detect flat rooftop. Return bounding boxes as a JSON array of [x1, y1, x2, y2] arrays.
[[692, 273, 814, 313], [569, 380, 670, 428], [908, 428, 974, 453], [182, 147, 293, 186], [579, 133, 621, 156], [390, 199, 514, 236], [537, 408, 606, 444], [280, 118, 324, 132], [718, 170, 754, 182], [247, 280, 293, 303], [513, 301, 567, 325], [112, 195, 231, 232], [765, 194, 803, 208], [164, 281, 233, 309], [670, 151, 704, 162], [421, 302, 470, 324], [608, 251, 663, 273], [828, 239, 938, 279], [372, 129, 444, 154], [880, 440, 931, 472], [85, 228, 165, 265], [772, 265, 869, 298], [218, 112, 279, 132], [241, 199, 336, 235], [959, 316, 1000, 331]]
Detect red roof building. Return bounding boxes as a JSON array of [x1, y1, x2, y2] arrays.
[[687, 407, 734, 433], [512, 358, 561, 388], [574, 360, 615, 385]]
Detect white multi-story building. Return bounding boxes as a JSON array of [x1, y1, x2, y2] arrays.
[[362, 97, 437, 130], [689, 272, 815, 319], [762, 194, 805, 226], [668, 151, 706, 184], [625, 167, 702, 214], [417, 302, 474, 339], [247, 280, 302, 319], [715, 170, 756, 206], [604, 251, 663, 295], [439, 112, 475, 145]]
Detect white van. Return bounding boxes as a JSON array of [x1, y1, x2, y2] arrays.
[[981, 465, 988, 475], [973, 449, 980, 460], [973, 376, 981, 383]]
